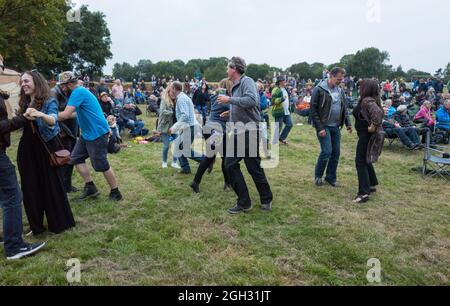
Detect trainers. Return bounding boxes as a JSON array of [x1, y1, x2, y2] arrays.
[[6, 242, 45, 260], [180, 169, 191, 175], [315, 178, 324, 187], [324, 178, 338, 188], [109, 189, 123, 202], [261, 202, 273, 212], [228, 205, 253, 215], [79, 184, 100, 200], [190, 181, 200, 194], [162, 162, 168, 169], [171, 162, 181, 169]]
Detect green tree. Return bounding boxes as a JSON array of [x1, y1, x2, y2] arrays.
[[389, 66, 407, 80], [345, 47, 391, 79], [310, 62, 326, 80], [57, 5, 112, 77], [288, 62, 311, 79], [406, 69, 431, 80], [0, 0, 67, 72], [113, 62, 137, 81], [204, 62, 227, 82], [246, 63, 271, 81]]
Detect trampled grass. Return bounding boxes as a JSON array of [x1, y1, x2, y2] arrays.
[[0, 114, 449, 285]]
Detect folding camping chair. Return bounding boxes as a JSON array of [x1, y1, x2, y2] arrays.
[[422, 130, 450, 180]]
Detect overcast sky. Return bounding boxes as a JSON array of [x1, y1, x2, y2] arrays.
[[81, 0, 450, 75]]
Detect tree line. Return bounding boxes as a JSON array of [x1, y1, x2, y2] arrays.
[[113, 47, 449, 83]]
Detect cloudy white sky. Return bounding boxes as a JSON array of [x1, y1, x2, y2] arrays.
[[81, 0, 450, 75]]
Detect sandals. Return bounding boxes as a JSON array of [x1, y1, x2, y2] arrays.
[[353, 195, 370, 204]]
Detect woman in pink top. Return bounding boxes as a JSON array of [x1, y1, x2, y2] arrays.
[[414, 100, 435, 128], [112, 79, 124, 106]]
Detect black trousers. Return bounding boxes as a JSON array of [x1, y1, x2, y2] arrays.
[[356, 131, 379, 196], [194, 132, 230, 186], [225, 131, 273, 208], [60, 136, 77, 193]]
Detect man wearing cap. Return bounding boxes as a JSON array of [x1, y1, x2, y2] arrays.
[[51, 72, 80, 193], [218, 56, 273, 214], [59, 72, 123, 202], [271, 75, 293, 145]]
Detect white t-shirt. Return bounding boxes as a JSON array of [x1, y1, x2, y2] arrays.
[[281, 88, 290, 115]]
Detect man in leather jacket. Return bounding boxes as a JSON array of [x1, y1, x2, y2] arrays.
[[310, 67, 353, 187]]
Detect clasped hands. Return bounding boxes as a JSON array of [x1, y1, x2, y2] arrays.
[[24, 108, 45, 121]]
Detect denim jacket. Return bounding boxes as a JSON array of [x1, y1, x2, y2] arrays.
[[35, 98, 60, 142]]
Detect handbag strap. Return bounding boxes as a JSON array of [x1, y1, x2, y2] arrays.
[[31, 122, 63, 155]]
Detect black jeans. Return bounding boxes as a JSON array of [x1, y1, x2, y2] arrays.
[[225, 131, 273, 208], [356, 131, 379, 196], [194, 132, 230, 186]]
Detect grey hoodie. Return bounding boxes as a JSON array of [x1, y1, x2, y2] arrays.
[[229, 75, 261, 129], [319, 79, 343, 127]]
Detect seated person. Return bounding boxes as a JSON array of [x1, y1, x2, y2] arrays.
[[436, 99, 450, 143], [147, 95, 160, 115], [384, 99, 396, 119], [107, 115, 121, 154], [124, 91, 135, 105], [436, 100, 450, 132], [135, 89, 147, 104], [414, 100, 435, 131], [99, 92, 114, 117], [119, 102, 146, 137], [386, 105, 422, 150], [295, 95, 311, 117]]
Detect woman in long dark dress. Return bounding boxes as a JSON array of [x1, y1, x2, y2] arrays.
[[17, 71, 75, 235]]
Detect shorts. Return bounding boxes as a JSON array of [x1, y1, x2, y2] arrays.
[[70, 134, 110, 172]]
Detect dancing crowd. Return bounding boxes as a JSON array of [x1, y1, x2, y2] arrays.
[[1, 55, 449, 261]]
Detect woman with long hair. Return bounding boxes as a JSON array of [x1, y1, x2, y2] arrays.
[[189, 78, 232, 193], [157, 87, 179, 169], [352, 79, 385, 204], [18, 70, 75, 235]]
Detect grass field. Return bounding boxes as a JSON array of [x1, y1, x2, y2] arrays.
[[0, 114, 449, 286]]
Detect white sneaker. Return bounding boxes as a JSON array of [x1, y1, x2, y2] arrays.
[[162, 162, 168, 169], [171, 162, 181, 169]]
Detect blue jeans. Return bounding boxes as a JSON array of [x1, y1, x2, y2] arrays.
[[394, 127, 420, 146], [315, 126, 342, 183], [177, 126, 203, 172], [0, 152, 25, 254], [196, 105, 207, 125], [161, 133, 178, 164], [127, 121, 145, 137], [114, 98, 124, 108], [273, 115, 293, 143]]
